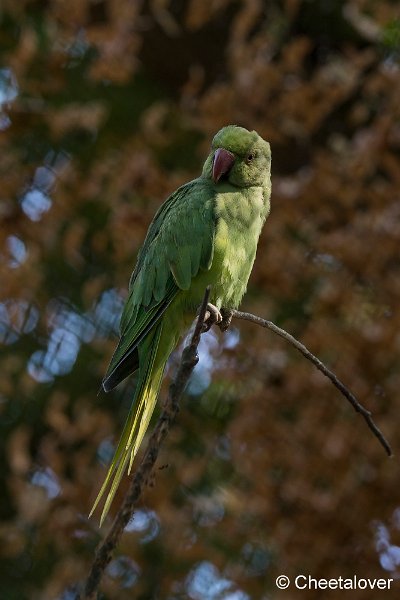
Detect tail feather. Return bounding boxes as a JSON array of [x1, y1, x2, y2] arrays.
[[90, 323, 165, 525]]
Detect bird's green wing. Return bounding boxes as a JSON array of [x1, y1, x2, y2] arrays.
[[102, 280, 176, 391], [102, 178, 216, 391]]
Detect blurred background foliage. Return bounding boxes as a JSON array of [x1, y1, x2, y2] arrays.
[[1, 1, 400, 598]]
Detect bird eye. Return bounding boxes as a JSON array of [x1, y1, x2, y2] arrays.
[[246, 153, 255, 163]]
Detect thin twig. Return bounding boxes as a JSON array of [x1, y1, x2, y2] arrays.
[[80, 299, 391, 597], [232, 310, 392, 457], [80, 287, 211, 600]]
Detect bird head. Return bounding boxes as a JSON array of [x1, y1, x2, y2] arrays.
[[202, 125, 271, 188]]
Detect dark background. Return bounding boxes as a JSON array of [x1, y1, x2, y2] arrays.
[[1, 1, 400, 598]]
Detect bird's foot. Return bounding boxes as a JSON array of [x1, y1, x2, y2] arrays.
[[201, 303, 223, 332], [218, 308, 233, 332]]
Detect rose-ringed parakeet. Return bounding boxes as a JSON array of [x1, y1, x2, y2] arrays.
[[91, 125, 272, 523]]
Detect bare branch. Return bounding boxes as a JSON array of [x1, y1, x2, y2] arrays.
[[80, 298, 391, 598], [80, 287, 211, 599], [232, 310, 393, 457]]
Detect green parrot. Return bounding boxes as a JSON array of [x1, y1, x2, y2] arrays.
[[90, 125, 272, 523]]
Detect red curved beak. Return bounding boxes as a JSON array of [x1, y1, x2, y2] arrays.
[[212, 148, 235, 183]]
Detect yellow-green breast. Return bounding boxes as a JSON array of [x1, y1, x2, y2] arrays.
[[209, 184, 269, 308]]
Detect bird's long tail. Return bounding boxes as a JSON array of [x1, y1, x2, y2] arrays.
[[90, 322, 165, 525]]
